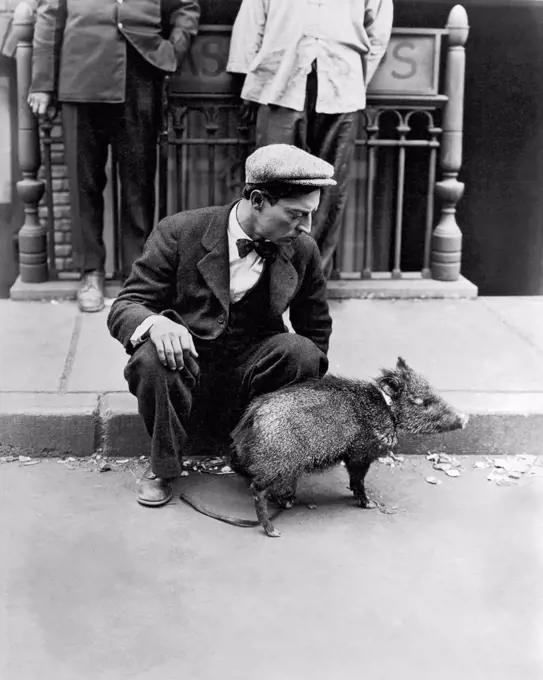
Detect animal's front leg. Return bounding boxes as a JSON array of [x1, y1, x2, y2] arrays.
[[269, 477, 298, 509], [344, 458, 375, 509]]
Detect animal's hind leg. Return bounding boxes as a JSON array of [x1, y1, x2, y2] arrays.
[[250, 483, 281, 537]]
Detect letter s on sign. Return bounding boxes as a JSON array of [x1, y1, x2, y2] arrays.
[[200, 37, 228, 77], [391, 41, 417, 80]]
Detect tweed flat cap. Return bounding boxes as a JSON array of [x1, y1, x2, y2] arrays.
[[245, 144, 337, 187]]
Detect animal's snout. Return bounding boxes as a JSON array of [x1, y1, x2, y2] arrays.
[[458, 413, 469, 430]]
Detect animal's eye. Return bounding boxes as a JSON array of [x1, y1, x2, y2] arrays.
[[413, 396, 424, 406]]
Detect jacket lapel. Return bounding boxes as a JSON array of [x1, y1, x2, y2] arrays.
[[196, 202, 300, 317], [196, 204, 232, 315], [269, 243, 298, 316]]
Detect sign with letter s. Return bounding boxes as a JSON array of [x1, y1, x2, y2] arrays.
[[172, 27, 444, 99], [368, 30, 443, 97]]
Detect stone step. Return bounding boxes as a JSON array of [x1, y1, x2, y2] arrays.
[[1, 391, 542, 460], [10, 273, 478, 301]]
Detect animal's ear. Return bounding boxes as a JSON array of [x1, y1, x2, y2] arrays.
[[378, 371, 403, 398], [397, 357, 409, 372]]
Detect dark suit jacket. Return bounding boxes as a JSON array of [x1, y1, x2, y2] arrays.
[[31, 0, 200, 103], [107, 203, 333, 357]]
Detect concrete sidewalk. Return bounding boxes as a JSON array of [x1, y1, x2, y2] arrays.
[[1, 296, 543, 457]]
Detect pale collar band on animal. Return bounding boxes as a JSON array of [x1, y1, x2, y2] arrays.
[[236, 238, 277, 261], [374, 382, 393, 407]]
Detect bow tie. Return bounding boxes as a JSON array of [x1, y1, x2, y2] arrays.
[[236, 238, 277, 261]]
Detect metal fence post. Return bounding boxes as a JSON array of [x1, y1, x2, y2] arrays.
[[14, 0, 47, 282], [431, 5, 469, 281]]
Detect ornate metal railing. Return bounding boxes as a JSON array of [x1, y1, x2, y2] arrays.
[[12, 3, 469, 284]]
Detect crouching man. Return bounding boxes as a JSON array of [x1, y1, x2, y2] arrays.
[[107, 144, 334, 507]]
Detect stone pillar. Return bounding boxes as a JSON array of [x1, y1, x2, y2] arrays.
[[431, 5, 469, 281], [14, 0, 47, 282]]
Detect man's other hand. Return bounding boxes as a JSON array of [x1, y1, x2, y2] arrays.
[[27, 92, 52, 116], [149, 317, 198, 371]]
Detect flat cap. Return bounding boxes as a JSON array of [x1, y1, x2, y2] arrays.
[[245, 144, 337, 187]]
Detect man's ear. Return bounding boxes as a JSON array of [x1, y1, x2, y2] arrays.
[[250, 190, 264, 211]]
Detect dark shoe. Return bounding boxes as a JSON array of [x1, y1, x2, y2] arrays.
[[137, 469, 174, 507], [77, 271, 105, 313]]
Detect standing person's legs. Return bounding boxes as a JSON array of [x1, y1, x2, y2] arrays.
[[255, 103, 306, 149], [307, 112, 358, 278], [254, 63, 358, 279], [115, 46, 163, 278], [305, 67, 359, 279], [62, 103, 113, 311]]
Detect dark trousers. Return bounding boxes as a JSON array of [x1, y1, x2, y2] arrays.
[[255, 64, 359, 279], [62, 45, 163, 276], [124, 333, 328, 478]]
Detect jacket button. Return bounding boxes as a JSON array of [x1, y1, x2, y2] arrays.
[[218, 314, 225, 324]]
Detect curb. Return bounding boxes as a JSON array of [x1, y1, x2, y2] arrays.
[[0, 392, 543, 458], [101, 393, 150, 459], [398, 413, 543, 456], [1, 391, 543, 458], [0, 393, 99, 457]]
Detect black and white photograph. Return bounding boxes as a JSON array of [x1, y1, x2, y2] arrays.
[[0, 0, 542, 677]]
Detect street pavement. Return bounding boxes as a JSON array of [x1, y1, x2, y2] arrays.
[[1, 455, 542, 680]]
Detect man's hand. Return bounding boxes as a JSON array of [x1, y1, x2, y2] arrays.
[[27, 92, 52, 117], [149, 317, 198, 371]]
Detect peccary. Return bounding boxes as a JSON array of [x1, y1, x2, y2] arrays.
[[230, 357, 468, 537]]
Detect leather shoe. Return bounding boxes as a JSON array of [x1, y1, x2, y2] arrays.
[[137, 475, 174, 507], [77, 271, 105, 313]]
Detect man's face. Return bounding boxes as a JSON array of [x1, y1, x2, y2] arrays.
[[252, 190, 321, 245]]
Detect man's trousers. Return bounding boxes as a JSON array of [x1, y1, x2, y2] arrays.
[[62, 45, 163, 277], [124, 333, 328, 479], [255, 64, 359, 279]]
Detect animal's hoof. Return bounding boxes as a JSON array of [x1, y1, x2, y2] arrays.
[[357, 499, 376, 509], [265, 528, 281, 538], [271, 496, 295, 509]]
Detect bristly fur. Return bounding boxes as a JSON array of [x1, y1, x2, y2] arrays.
[[230, 356, 467, 537]]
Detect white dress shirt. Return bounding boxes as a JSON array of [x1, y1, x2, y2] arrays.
[[130, 203, 265, 346], [227, 201, 265, 303]]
